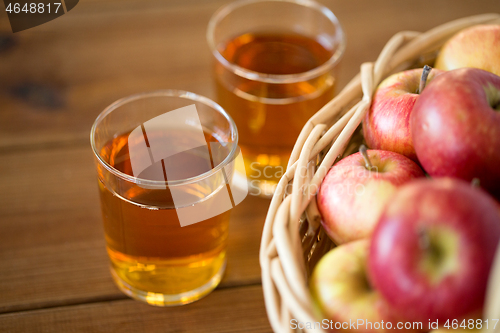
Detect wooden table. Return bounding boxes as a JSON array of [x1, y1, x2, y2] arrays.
[[0, 1, 498, 331]]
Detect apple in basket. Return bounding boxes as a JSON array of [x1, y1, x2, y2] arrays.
[[369, 178, 500, 323], [310, 240, 411, 333], [411, 68, 500, 196], [363, 66, 444, 161], [317, 147, 424, 244], [435, 24, 500, 76]]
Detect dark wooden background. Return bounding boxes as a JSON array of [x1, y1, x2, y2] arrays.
[[0, 0, 498, 331]]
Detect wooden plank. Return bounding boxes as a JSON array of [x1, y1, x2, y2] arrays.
[[0, 0, 226, 149], [1, 0, 499, 150], [0, 145, 268, 313], [0, 285, 272, 333]]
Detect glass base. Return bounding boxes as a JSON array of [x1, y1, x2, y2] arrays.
[[110, 259, 226, 307]]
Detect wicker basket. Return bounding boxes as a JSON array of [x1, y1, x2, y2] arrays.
[[259, 13, 500, 333]]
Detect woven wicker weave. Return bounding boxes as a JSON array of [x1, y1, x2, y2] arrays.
[[259, 13, 500, 333]]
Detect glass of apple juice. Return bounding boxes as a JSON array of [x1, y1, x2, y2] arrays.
[[207, 0, 345, 197], [90, 90, 244, 306]]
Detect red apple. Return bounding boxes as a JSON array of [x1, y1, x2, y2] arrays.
[[317, 148, 424, 244], [363, 67, 444, 161], [435, 24, 500, 77], [411, 68, 500, 196], [368, 178, 500, 323], [310, 240, 413, 333]]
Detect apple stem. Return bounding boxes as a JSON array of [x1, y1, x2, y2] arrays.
[[471, 178, 481, 188], [418, 65, 432, 94], [359, 145, 373, 171]]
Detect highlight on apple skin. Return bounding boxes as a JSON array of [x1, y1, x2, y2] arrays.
[[363, 67, 444, 161], [368, 177, 500, 323], [317, 149, 424, 245], [411, 67, 500, 197], [435, 24, 500, 77]]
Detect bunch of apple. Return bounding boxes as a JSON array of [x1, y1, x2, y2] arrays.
[[310, 24, 500, 331]]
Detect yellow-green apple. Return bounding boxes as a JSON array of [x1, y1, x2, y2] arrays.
[[411, 68, 500, 196], [435, 24, 500, 76], [317, 148, 424, 244], [363, 67, 444, 161], [368, 178, 500, 323], [310, 240, 411, 333]]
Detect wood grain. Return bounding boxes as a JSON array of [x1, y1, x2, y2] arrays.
[[0, 285, 272, 333]]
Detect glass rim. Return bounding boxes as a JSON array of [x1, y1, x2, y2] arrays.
[[90, 89, 239, 187], [206, 0, 346, 84]]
